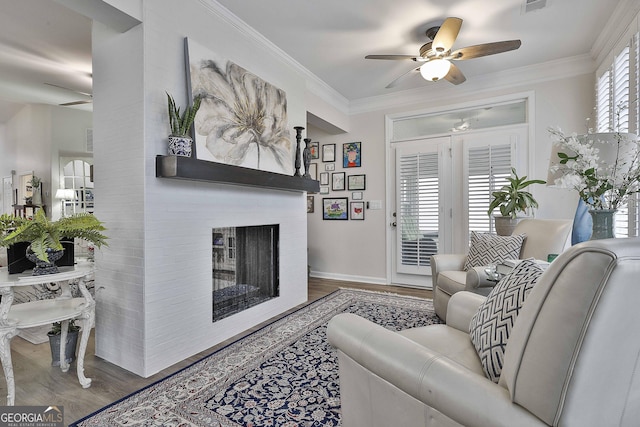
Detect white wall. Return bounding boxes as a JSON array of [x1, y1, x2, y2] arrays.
[[93, 0, 309, 376], [307, 72, 594, 284]]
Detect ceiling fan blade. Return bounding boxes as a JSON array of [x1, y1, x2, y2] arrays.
[[433, 17, 462, 53], [450, 40, 522, 60], [45, 82, 92, 98], [444, 63, 466, 85], [386, 66, 421, 88], [60, 100, 92, 106], [365, 54, 419, 61]]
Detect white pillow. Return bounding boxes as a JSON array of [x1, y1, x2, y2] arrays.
[[463, 231, 525, 270], [469, 258, 543, 383]]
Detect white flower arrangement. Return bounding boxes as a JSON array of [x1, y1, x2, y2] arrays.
[[548, 127, 640, 211]]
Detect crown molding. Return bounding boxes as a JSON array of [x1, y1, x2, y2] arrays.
[[348, 54, 595, 115], [198, 0, 350, 115], [591, 0, 640, 66]]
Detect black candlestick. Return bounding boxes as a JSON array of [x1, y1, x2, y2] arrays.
[[303, 138, 312, 178], [293, 126, 304, 177]]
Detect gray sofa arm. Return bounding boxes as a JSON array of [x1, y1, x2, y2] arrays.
[[327, 313, 544, 427], [430, 254, 467, 279], [446, 291, 486, 331], [466, 266, 498, 290]]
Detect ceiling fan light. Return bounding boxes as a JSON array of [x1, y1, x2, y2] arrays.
[[420, 59, 451, 82]]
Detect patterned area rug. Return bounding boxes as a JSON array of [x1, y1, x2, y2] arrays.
[[72, 288, 441, 426]]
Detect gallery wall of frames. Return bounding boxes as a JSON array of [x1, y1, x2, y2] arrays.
[[305, 141, 366, 221]]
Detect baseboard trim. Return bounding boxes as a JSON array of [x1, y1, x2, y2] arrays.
[[309, 271, 387, 286]]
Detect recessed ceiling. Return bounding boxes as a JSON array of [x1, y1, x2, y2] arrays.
[[0, 0, 624, 123]]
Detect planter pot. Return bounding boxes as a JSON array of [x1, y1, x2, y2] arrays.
[[25, 246, 64, 275], [48, 329, 79, 367], [168, 135, 193, 157], [589, 209, 616, 240], [494, 216, 526, 236]]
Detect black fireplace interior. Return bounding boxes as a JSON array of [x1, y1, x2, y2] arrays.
[[212, 224, 279, 322]]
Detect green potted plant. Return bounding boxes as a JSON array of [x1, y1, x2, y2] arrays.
[[487, 168, 546, 235], [0, 209, 108, 275], [48, 320, 81, 367], [166, 91, 203, 157]]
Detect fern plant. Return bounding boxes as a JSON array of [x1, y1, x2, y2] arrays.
[[167, 92, 203, 137], [0, 210, 108, 262]]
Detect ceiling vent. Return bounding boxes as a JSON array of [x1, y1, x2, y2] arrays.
[[523, 0, 547, 13]]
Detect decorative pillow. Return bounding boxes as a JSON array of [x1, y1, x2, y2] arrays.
[[469, 259, 543, 383], [463, 231, 525, 270]]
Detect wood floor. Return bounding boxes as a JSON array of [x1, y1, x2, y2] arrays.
[[5, 277, 432, 425]]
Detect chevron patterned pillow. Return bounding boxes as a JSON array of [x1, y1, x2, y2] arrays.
[[463, 231, 525, 270], [469, 258, 544, 383]]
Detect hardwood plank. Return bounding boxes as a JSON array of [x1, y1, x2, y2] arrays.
[[2, 278, 432, 425]]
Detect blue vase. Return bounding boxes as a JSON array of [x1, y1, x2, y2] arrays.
[[572, 199, 593, 244]]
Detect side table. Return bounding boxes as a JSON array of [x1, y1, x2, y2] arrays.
[[0, 263, 95, 405]]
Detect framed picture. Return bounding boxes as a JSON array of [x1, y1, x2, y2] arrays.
[[319, 172, 329, 185], [310, 141, 319, 160], [350, 202, 365, 220], [322, 144, 336, 162], [347, 174, 366, 191], [308, 163, 318, 180], [332, 172, 345, 191], [352, 191, 363, 200], [319, 186, 329, 194], [323, 197, 348, 220], [307, 195, 314, 213], [325, 163, 335, 171], [343, 142, 361, 168]]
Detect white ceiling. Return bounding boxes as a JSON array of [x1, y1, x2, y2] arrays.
[[0, 0, 625, 123]]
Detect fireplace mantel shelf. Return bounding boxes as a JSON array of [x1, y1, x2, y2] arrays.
[[156, 155, 320, 193]]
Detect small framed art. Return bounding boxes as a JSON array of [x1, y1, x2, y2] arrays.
[[310, 141, 319, 159], [308, 163, 318, 180], [322, 144, 336, 162], [307, 195, 314, 213], [319, 187, 329, 194], [319, 172, 329, 185], [347, 174, 366, 191], [332, 172, 346, 191], [352, 191, 363, 200], [325, 163, 335, 171], [343, 142, 361, 168], [350, 201, 365, 220], [323, 197, 348, 220]]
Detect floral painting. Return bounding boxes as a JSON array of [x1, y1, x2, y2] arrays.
[[187, 39, 292, 174]]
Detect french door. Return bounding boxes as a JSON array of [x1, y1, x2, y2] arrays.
[[391, 137, 452, 287], [389, 126, 526, 288]]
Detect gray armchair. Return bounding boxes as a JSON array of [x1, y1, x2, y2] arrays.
[[431, 218, 572, 320], [328, 238, 640, 427]]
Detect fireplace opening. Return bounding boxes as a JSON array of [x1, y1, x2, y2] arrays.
[[212, 224, 279, 322]]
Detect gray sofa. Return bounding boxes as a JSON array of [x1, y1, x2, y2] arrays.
[[431, 218, 572, 320], [328, 238, 640, 427]]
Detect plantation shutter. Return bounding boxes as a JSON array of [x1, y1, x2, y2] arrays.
[[467, 144, 512, 235], [595, 28, 639, 237], [397, 149, 439, 273]]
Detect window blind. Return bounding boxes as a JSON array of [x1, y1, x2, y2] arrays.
[[398, 151, 439, 267], [467, 144, 512, 234]]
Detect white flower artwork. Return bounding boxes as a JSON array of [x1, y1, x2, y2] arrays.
[[187, 38, 292, 175]]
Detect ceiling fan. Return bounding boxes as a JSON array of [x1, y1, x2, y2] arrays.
[[45, 83, 92, 106], [365, 17, 521, 87]]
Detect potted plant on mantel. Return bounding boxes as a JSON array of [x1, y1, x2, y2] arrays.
[[166, 91, 203, 158], [487, 168, 546, 236], [0, 209, 108, 275]]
